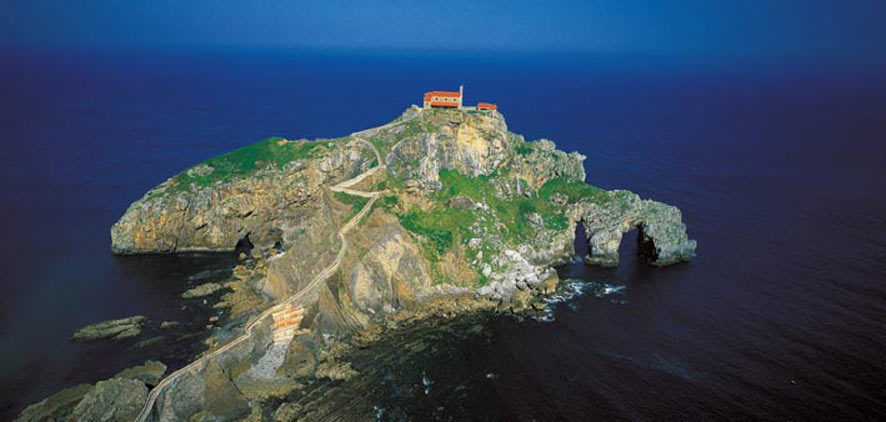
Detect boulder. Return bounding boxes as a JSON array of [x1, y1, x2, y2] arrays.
[[181, 282, 224, 299], [160, 321, 179, 329], [537, 269, 559, 295]]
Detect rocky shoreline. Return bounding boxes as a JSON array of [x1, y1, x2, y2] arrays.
[[18, 252, 563, 422], [19, 106, 695, 421]]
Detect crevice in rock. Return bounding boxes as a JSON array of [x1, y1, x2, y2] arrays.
[[235, 233, 254, 255], [637, 223, 658, 264], [573, 219, 589, 258]]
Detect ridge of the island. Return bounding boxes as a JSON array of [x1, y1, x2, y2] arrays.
[[18, 102, 695, 422]]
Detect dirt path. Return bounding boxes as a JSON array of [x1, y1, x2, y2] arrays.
[[134, 136, 387, 422]]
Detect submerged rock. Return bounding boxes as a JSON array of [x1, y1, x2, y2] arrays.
[[72, 316, 146, 341], [181, 282, 225, 298], [160, 320, 179, 329], [315, 359, 358, 381]]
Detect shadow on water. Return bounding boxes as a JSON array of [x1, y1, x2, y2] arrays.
[[111, 252, 239, 301], [0, 252, 239, 420], [565, 222, 654, 284], [613, 227, 642, 283], [107, 252, 241, 366], [573, 221, 590, 258]]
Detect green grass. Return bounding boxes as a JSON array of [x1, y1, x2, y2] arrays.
[[161, 137, 344, 196], [333, 191, 369, 221], [434, 169, 496, 201], [388, 168, 613, 272], [433, 170, 559, 241], [538, 176, 606, 203], [379, 195, 398, 210], [398, 205, 475, 255], [515, 143, 534, 156]]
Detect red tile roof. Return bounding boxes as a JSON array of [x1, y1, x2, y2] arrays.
[[424, 91, 461, 99], [428, 101, 459, 108]]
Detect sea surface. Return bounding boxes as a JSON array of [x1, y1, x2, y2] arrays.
[[1, 48, 884, 420]]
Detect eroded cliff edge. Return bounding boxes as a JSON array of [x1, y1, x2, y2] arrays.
[[112, 106, 694, 268], [98, 107, 695, 421]]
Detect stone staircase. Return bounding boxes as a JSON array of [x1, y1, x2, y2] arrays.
[[271, 304, 306, 345]]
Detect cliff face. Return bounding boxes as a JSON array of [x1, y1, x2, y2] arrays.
[[111, 137, 375, 254], [96, 107, 696, 421], [112, 106, 695, 304]]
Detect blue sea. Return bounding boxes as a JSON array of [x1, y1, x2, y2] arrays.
[[1, 48, 884, 420]]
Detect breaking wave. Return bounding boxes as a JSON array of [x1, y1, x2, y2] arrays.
[[531, 279, 628, 322]]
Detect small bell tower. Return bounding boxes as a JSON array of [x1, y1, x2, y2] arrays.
[[459, 84, 464, 108]]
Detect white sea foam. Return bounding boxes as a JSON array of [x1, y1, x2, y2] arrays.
[[530, 279, 628, 322], [422, 371, 433, 395]]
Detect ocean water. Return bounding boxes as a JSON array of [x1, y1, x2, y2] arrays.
[[1, 48, 884, 420]]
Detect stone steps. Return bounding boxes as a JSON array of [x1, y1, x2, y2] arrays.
[[270, 304, 306, 345]]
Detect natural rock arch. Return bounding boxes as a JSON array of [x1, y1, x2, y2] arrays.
[[569, 190, 696, 267]]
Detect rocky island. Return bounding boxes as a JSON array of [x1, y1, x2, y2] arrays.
[[20, 106, 694, 421]]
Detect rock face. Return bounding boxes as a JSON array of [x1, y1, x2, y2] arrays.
[[111, 138, 375, 254], [93, 106, 696, 422], [569, 190, 697, 267], [114, 360, 168, 387], [15, 384, 93, 422], [385, 108, 511, 189], [71, 378, 148, 422], [72, 315, 146, 341], [505, 138, 587, 189], [154, 359, 250, 422], [108, 106, 695, 329], [344, 211, 431, 314], [181, 282, 224, 299]]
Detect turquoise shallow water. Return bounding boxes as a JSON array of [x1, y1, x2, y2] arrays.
[[1, 49, 884, 420]]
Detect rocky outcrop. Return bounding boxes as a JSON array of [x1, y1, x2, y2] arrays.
[[111, 139, 375, 254], [569, 190, 696, 267], [15, 384, 93, 422], [181, 282, 224, 299], [16, 359, 174, 422], [92, 106, 696, 422], [504, 138, 586, 189], [342, 210, 432, 315], [72, 315, 146, 341], [153, 358, 250, 422], [261, 192, 344, 300], [385, 108, 511, 189], [114, 360, 168, 387], [71, 378, 147, 422]]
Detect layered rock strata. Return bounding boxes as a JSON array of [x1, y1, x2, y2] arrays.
[[54, 106, 698, 421]]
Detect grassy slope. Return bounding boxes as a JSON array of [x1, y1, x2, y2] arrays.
[[392, 165, 614, 285], [333, 191, 370, 221], [157, 136, 348, 196], [398, 170, 605, 251]]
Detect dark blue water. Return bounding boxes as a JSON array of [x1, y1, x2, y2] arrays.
[[1, 48, 884, 420]]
